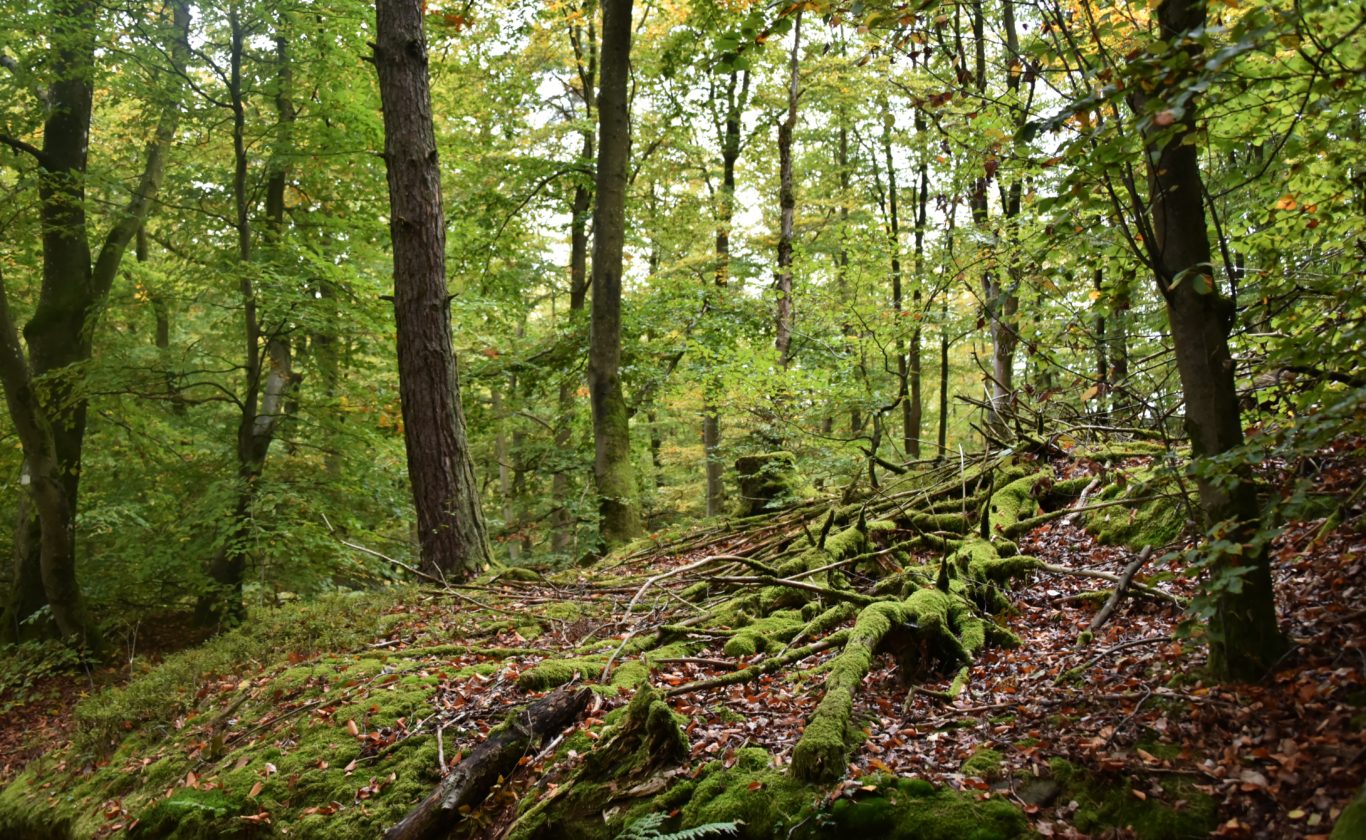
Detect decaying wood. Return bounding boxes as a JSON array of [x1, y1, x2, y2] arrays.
[[383, 685, 591, 840]]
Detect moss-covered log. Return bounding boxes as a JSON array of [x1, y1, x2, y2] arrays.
[[789, 588, 988, 783]]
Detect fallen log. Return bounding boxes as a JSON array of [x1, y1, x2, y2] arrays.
[[383, 685, 592, 840]]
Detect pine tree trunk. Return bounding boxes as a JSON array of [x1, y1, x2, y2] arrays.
[[374, 0, 492, 577], [587, 0, 640, 548]]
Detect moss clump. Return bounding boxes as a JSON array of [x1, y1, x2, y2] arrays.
[[1333, 782, 1366, 839], [819, 776, 1027, 840], [1084, 471, 1190, 549], [987, 472, 1048, 535], [723, 610, 806, 658], [129, 789, 249, 839], [1050, 758, 1217, 839], [682, 748, 820, 839], [734, 451, 804, 516], [517, 657, 602, 691], [961, 748, 1005, 781], [508, 688, 690, 840]]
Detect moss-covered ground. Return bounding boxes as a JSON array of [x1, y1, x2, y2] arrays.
[[2, 450, 1362, 839]]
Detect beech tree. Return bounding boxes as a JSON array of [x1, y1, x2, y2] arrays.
[[0, 0, 191, 644], [587, 0, 641, 547]]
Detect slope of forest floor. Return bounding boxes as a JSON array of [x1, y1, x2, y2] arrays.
[[0, 447, 1363, 839]]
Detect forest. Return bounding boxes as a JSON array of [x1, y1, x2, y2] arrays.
[[0, 0, 1362, 836]]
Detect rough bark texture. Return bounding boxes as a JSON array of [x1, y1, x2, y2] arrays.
[[773, 13, 801, 368], [587, 0, 640, 548], [1143, 0, 1283, 680], [383, 686, 591, 840], [374, 0, 492, 577]]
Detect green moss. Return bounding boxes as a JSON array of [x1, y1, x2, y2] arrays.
[[682, 749, 820, 839], [1333, 782, 1366, 839], [508, 688, 690, 840], [722, 610, 806, 658], [820, 777, 1027, 840], [734, 451, 805, 516], [1050, 758, 1218, 839], [129, 789, 248, 839], [988, 472, 1048, 535], [517, 657, 602, 691], [0, 590, 441, 840], [791, 588, 988, 783], [1084, 470, 1190, 549], [961, 748, 1005, 781]]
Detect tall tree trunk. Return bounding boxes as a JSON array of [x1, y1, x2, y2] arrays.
[[938, 210, 957, 456], [552, 9, 595, 554], [773, 12, 801, 368], [199, 18, 299, 625], [374, 0, 492, 576], [835, 118, 861, 437], [0, 0, 189, 645], [880, 101, 911, 459], [1142, 0, 1283, 680], [587, 0, 640, 548], [703, 67, 749, 517], [909, 109, 929, 459], [1093, 268, 1108, 420], [491, 387, 520, 563]]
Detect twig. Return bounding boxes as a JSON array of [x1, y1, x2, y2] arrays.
[[1088, 546, 1154, 632], [1035, 561, 1185, 607]]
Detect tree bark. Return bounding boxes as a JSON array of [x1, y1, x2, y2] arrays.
[[880, 101, 912, 459], [552, 8, 595, 555], [1142, 0, 1283, 680], [587, 0, 640, 548], [0, 0, 189, 644], [383, 686, 591, 840], [198, 16, 298, 626], [773, 13, 801, 368], [374, 0, 492, 577], [703, 66, 749, 517]]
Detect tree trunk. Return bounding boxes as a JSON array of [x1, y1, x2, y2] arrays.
[[0, 0, 189, 645], [880, 102, 912, 459], [1093, 268, 1108, 420], [374, 0, 492, 576], [552, 10, 595, 554], [773, 13, 801, 368], [938, 210, 957, 456], [703, 67, 749, 518], [198, 18, 299, 626], [587, 0, 640, 548], [1143, 0, 1283, 680]]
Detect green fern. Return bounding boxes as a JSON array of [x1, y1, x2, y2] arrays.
[[614, 812, 742, 840]]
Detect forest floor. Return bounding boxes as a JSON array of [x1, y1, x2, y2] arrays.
[[0, 448, 1363, 839]]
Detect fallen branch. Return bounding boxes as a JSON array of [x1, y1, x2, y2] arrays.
[[1034, 561, 1185, 608], [1088, 546, 1154, 632], [665, 632, 849, 697], [383, 685, 591, 840]]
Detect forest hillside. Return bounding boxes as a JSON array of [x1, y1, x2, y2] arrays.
[[0, 0, 1363, 836]]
